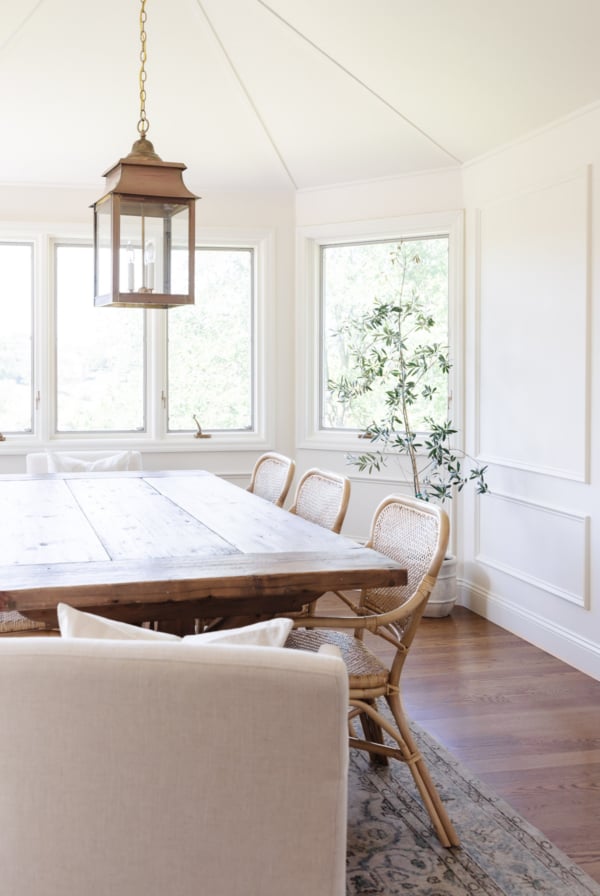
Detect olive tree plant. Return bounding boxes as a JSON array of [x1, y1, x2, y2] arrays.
[[328, 242, 488, 502]]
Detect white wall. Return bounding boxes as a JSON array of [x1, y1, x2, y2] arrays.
[[460, 106, 600, 679]]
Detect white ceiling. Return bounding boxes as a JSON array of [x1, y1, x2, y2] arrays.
[[1, 0, 599, 194]]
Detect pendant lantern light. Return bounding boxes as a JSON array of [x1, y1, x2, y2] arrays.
[[92, 0, 198, 308]]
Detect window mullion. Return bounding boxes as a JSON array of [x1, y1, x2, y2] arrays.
[[147, 307, 167, 439]]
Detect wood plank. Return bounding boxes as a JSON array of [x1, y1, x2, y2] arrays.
[[0, 471, 407, 630], [0, 479, 108, 565], [0, 549, 406, 626], [66, 476, 234, 560], [0, 548, 405, 606], [148, 474, 357, 552]]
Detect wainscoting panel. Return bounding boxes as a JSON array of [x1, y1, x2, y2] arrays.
[[477, 492, 589, 608], [476, 168, 590, 481]]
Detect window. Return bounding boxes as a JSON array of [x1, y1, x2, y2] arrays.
[[321, 236, 449, 431], [55, 244, 145, 433], [0, 227, 265, 445], [167, 248, 254, 432], [297, 212, 462, 451], [0, 242, 34, 434]]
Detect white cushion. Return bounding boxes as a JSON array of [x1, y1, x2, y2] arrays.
[[183, 618, 293, 647], [57, 603, 181, 640], [46, 450, 141, 473], [58, 603, 293, 647]]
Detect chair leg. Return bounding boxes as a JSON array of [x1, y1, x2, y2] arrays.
[[359, 705, 388, 766], [386, 692, 460, 848]]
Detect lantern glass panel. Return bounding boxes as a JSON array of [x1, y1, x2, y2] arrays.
[[118, 200, 190, 297]]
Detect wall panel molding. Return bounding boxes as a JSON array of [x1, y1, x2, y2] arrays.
[[476, 491, 589, 608], [474, 166, 591, 481]]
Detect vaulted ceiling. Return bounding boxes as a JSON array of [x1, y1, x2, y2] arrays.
[[1, 0, 599, 194]]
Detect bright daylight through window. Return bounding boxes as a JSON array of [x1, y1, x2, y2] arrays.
[[0, 242, 34, 434], [167, 248, 254, 432], [0, 240, 255, 439], [320, 236, 449, 433], [56, 244, 145, 432]]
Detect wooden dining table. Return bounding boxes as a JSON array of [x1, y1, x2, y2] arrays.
[[0, 470, 407, 632]]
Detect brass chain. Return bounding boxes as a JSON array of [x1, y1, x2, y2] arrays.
[[137, 0, 149, 136]]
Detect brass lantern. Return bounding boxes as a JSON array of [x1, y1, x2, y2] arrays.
[[92, 0, 198, 308]]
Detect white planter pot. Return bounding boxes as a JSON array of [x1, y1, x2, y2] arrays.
[[423, 554, 457, 618]]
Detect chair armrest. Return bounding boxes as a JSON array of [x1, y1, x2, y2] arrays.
[[290, 579, 432, 633]]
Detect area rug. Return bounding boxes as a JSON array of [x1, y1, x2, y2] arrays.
[[347, 721, 600, 896]]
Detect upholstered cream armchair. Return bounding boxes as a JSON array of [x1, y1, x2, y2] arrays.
[[0, 637, 348, 896]]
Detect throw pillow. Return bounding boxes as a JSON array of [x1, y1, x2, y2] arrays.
[[183, 618, 293, 647], [58, 603, 293, 647], [57, 603, 181, 640]]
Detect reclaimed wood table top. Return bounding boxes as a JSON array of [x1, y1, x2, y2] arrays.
[[0, 470, 407, 629]]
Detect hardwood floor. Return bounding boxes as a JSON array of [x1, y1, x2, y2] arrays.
[[318, 595, 600, 880], [382, 606, 600, 882]]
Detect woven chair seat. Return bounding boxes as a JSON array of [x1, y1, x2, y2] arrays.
[[0, 611, 45, 634], [286, 628, 388, 691]]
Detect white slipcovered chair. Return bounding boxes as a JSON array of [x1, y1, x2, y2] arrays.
[[25, 449, 143, 474], [0, 636, 348, 896]]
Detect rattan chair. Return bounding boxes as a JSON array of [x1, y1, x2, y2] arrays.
[[285, 494, 459, 848], [247, 452, 295, 508], [289, 468, 350, 534], [0, 610, 46, 635]]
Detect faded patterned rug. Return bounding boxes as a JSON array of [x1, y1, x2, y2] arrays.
[[347, 722, 600, 896]]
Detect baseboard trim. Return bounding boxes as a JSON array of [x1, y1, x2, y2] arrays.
[[458, 580, 600, 681]]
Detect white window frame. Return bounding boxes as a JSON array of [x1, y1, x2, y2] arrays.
[[49, 236, 149, 438], [296, 211, 465, 454], [0, 222, 275, 454], [0, 236, 36, 435], [161, 229, 272, 445]]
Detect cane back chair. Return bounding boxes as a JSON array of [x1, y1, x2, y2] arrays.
[[285, 494, 458, 848], [0, 610, 46, 635], [289, 468, 350, 534], [247, 452, 296, 508]]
